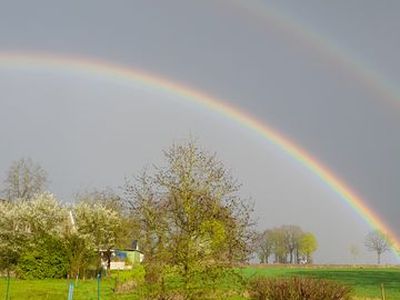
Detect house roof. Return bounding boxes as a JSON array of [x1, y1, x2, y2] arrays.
[[117, 248, 144, 254], [99, 248, 143, 254]]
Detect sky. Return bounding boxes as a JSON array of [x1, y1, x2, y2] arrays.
[[0, 0, 399, 264]]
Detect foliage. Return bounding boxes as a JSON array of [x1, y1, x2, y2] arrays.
[[2, 158, 48, 201], [298, 233, 318, 264], [112, 265, 146, 293], [124, 140, 254, 298], [0, 201, 27, 271], [0, 192, 122, 279], [16, 235, 68, 279], [62, 232, 99, 279], [74, 201, 127, 270], [20, 192, 67, 236], [0, 193, 66, 274], [255, 226, 318, 264], [281, 225, 303, 264], [248, 276, 352, 300]]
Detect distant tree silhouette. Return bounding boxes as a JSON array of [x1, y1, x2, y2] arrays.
[[2, 158, 48, 201], [364, 230, 391, 264]]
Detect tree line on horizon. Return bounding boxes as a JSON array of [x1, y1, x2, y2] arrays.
[[255, 225, 318, 264]]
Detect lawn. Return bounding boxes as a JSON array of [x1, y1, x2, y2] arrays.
[[0, 277, 134, 300], [1, 265, 399, 299], [242, 265, 400, 299]]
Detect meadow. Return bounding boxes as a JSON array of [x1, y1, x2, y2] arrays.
[[242, 265, 400, 299], [1, 265, 399, 300]]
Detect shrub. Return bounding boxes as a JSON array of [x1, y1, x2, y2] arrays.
[[248, 277, 352, 300], [16, 235, 68, 279]]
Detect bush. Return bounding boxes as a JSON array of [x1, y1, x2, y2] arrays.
[[16, 235, 68, 279], [138, 265, 247, 300], [248, 277, 352, 300]]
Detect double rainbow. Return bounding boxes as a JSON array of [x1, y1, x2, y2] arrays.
[[230, 0, 400, 110], [0, 52, 398, 256]]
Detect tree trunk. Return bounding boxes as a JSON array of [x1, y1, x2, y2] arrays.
[[107, 250, 112, 270]]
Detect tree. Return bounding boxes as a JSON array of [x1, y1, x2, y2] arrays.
[[74, 201, 126, 270], [123, 140, 254, 298], [2, 158, 48, 201], [0, 201, 26, 273], [62, 229, 98, 279], [19, 192, 66, 236], [265, 227, 285, 264], [281, 225, 303, 264], [255, 226, 318, 265], [349, 244, 360, 263], [0, 192, 69, 278], [364, 230, 391, 264], [74, 188, 124, 213], [256, 229, 274, 263], [298, 232, 318, 264]]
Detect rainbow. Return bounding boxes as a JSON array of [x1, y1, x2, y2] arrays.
[[230, 0, 400, 109], [0, 52, 399, 256]]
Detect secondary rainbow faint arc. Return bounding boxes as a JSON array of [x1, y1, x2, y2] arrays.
[[229, 0, 400, 109], [0, 52, 398, 255]]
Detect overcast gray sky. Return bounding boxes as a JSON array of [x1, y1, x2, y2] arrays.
[[0, 0, 399, 264]]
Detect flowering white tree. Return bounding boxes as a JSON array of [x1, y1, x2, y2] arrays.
[[0, 193, 72, 278], [74, 202, 125, 270], [19, 192, 67, 236], [0, 201, 27, 272], [0, 191, 129, 278]]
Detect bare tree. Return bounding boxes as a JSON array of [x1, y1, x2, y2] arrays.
[[349, 244, 360, 263], [364, 230, 391, 264], [75, 187, 124, 213], [256, 229, 274, 263], [2, 158, 48, 201]]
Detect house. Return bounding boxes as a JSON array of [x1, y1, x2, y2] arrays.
[[101, 240, 144, 270]]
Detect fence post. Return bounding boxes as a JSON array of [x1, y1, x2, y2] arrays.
[[380, 283, 386, 300], [97, 273, 101, 300], [67, 281, 74, 300], [5, 271, 10, 300]]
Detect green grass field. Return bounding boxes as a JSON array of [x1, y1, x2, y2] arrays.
[[1, 266, 399, 299], [242, 265, 400, 299]]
